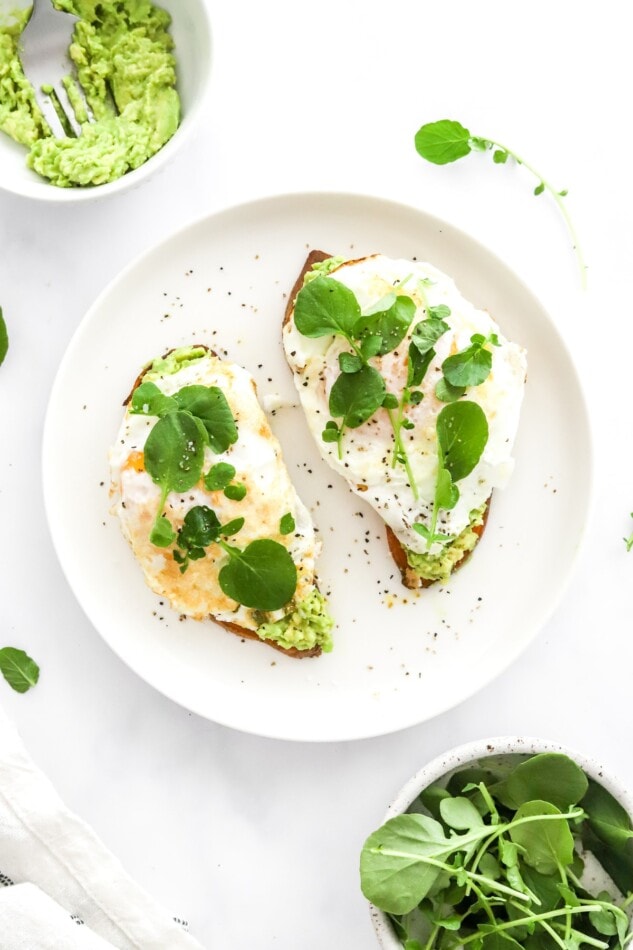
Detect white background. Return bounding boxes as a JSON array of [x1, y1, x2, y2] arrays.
[[0, 1, 630, 947]]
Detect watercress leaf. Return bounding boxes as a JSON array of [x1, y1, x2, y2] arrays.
[[436, 402, 489, 482], [520, 866, 565, 913], [493, 149, 509, 164], [435, 377, 466, 403], [382, 393, 399, 410], [410, 390, 424, 405], [582, 777, 633, 849], [0, 307, 8, 367], [508, 800, 575, 874], [440, 797, 484, 832], [219, 539, 297, 611], [0, 647, 39, 693], [294, 275, 361, 338], [408, 344, 434, 388], [130, 381, 177, 417], [418, 785, 452, 821], [557, 883, 580, 907], [435, 466, 459, 510], [427, 304, 451, 320], [321, 427, 340, 443], [478, 852, 500, 880], [411, 316, 450, 355], [363, 291, 397, 315], [403, 941, 423, 950], [360, 813, 451, 915], [224, 482, 247, 501], [442, 343, 493, 388], [498, 838, 519, 869], [534, 182, 545, 196], [150, 514, 176, 547], [174, 386, 238, 454], [179, 505, 221, 548], [354, 295, 416, 356], [279, 512, 295, 535], [329, 363, 386, 429], [339, 352, 363, 374], [414, 119, 473, 165], [144, 410, 207, 493], [589, 902, 619, 936], [501, 753, 589, 810], [360, 334, 383, 360], [204, 462, 236, 491], [221, 517, 245, 537], [433, 913, 463, 931]]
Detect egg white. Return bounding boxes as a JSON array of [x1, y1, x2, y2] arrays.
[[283, 255, 527, 557], [109, 352, 319, 629]]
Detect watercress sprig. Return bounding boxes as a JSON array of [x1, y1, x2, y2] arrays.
[[414, 119, 586, 287], [172, 504, 244, 573], [414, 401, 488, 549]]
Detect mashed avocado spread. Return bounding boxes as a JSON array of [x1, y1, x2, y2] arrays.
[[257, 590, 334, 654], [405, 506, 486, 584], [142, 347, 207, 380], [0, 0, 180, 187]]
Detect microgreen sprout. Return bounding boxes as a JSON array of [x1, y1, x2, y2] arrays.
[[624, 514, 633, 552], [414, 119, 586, 287]]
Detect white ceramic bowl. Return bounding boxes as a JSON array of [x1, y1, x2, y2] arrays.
[[0, 0, 212, 202], [370, 736, 633, 948]]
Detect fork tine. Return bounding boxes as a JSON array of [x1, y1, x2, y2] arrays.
[[38, 83, 81, 138]]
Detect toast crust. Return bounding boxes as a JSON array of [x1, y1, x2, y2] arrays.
[[125, 347, 321, 658], [285, 250, 491, 590]]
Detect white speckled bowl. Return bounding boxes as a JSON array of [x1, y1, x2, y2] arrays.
[[0, 0, 212, 201], [370, 736, 633, 948]]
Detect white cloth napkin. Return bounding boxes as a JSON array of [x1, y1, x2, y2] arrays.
[[0, 708, 204, 949]]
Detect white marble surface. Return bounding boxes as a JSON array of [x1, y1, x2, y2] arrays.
[[0, 2, 631, 947]]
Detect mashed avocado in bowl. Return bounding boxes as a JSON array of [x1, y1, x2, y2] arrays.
[[0, 0, 181, 187]]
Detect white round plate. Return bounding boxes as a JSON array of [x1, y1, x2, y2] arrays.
[[42, 192, 592, 741]]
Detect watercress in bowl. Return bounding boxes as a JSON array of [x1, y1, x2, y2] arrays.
[[361, 738, 633, 949]]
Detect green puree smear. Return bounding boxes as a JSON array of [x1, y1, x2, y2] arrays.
[[0, 0, 180, 187]]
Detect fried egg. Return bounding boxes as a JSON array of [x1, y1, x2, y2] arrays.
[[283, 254, 527, 564], [109, 349, 322, 635]]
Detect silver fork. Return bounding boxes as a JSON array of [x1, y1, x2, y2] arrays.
[[18, 1, 88, 138]]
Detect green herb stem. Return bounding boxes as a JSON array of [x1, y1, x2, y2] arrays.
[[459, 905, 605, 947], [386, 406, 419, 500], [423, 924, 439, 950], [485, 137, 586, 288]]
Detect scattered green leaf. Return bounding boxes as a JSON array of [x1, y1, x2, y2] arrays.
[[0, 647, 39, 693], [0, 307, 8, 367]]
